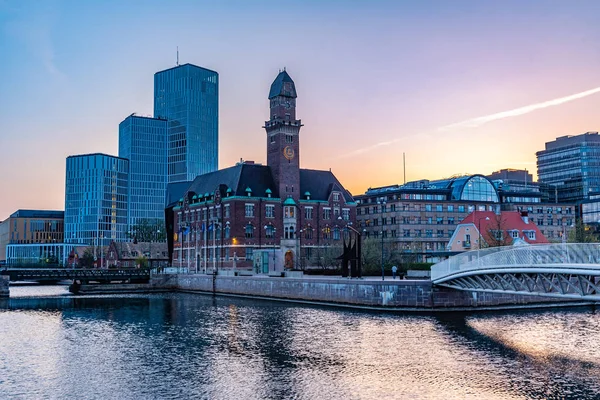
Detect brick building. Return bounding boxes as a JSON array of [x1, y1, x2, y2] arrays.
[[166, 70, 356, 272]]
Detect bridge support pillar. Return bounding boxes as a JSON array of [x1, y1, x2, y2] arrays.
[[0, 275, 9, 298]]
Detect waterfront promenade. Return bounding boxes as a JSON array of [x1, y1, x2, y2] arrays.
[[139, 272, 589, 311]]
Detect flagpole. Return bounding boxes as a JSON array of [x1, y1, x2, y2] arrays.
[[187, 228, 190, 272], [203, 222, 207, 273], [212, 221, 216, 273]]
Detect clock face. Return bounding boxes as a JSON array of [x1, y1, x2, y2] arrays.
[[283, 146, 295, 160], [283, 101, 291, 109]]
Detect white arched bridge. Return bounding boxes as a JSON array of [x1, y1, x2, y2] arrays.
[[431, 244, 600, 301]]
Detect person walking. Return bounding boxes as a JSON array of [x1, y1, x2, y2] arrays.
[[392, 265, 398, 279]]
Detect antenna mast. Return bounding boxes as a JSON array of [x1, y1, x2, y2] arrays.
[[176, 46, 179, 66]]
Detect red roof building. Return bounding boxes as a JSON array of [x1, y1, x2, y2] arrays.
[[447, 211, 549, 252]]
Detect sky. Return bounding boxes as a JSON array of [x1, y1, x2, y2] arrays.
[[2, 0, 600, 220]]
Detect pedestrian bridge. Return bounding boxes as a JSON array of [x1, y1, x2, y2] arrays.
[[431, 244, 600, 301]]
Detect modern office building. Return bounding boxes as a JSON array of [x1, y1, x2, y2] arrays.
[[119, 114, 168, 227], [355, 174, 576, 262], [166, 70, 357, 272], [536, 132, 600, 203], [0, 209, 64, 263], [154, 63, 219, 183], [64, 153, 129, 247]]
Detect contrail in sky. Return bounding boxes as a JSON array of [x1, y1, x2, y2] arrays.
[[439, 86, 600, 131], [338, 85, 600, 159]]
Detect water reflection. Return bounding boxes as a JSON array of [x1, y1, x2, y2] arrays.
[[0, 287, 598, 399]]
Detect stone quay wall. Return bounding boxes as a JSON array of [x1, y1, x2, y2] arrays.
[[152, 274, 580, 310], [0, 276, 9, 298]]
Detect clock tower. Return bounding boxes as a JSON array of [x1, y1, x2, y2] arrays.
[[265, 69, 302, 200]]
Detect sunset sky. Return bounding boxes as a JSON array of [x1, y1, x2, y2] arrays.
[[2, 0, 600, 220]]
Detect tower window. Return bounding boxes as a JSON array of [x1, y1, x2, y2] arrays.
[[286, 135, 293, 143], [270, 135, 275, 144]]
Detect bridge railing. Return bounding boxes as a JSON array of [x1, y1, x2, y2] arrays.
[[431, 243, 600, 280]]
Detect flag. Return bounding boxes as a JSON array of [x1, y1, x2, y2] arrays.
[[201, 223, 205, 232], [208, 223, 214, 231], [184, 227, 190, 235]]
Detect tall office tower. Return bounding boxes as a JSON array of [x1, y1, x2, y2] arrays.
[[537, 132, 600, 202], [64, 154, 129, 247], [154, 64, 219, 183], [119, 114, 168, 228]]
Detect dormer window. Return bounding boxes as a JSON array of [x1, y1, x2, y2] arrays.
[[265, 188, 272, 198], [245, 187, 252, 197], [510, 230, 519, 239], [333, 192, 340, 202], [525, 231, 536, 240]]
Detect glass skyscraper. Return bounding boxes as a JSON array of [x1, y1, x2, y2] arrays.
[[537, 132, 600, 202], [154, 63, 219, 182], [64, 154, 129, 247], [119, 114, 168, 227]]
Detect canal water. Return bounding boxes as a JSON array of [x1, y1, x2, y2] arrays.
[[0, 285, 599, 400]]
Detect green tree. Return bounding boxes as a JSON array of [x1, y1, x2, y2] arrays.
[[128, 219, 166, 242], [567, 219, 598, 243], [135, 255, 149, 269], [80, 249, 96, 268]]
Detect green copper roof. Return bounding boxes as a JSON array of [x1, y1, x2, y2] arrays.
[[304, 191, 311, 196], [226, 188, 232, 193], [245, 187, 252, 192], [265, 188, 272, 194], [268, 70, 297, 99], [283, 197, 296, 205], [192, 195, 198, 199]]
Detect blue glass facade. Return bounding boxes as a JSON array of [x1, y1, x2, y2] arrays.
[[537, 132, 600, 202], [154, 64, 219, 183], [119, 115, 168, 227], [64, 154, 129, 247]]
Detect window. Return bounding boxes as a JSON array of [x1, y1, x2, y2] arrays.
[[526, 231, 536, 240], [390, 204, 396, 212], [342, 209, 350, 221], [304, 227, 313, 239], [333, 227, 341, 240], [415, 229, 422, 237], [391, 230, 397, 238], [374, 219, 379, 226], [382, 217, 387, 225], [246, 247, 253, 259], [510, 230, 519, 239], [323, 208, 331, 219], [425, 204, 432, 211], [437, 217, 443, 224], [464, 234, 471, 244], [305, 207, 313, 219], [333, 192, 340, 202], [224, 205, 230, 218], [447, 205, 454, 212], [403, 229, 410, 237], [245, 224, 254, 238], [265, 225, 275, 238], [492, 230, 503, 241], [286, 134, 293, 143], [425, 229, 433, 237], [225, 226, 230, 239], [285, 206, 295, 218], [437, 229, 444, 237], [427, 217, 433, 224], [245, 204, 254, 217], [436, 205, 443, 212], [322, 227, 331, 240], [458, 205, 465, 212], [391, 217, 396, 224], [266, 205, 275, 218], [270, 135, 276, 143], [448, 217, 455, 225]]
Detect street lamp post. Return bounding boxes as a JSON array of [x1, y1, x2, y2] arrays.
[[378, 200, 386, 280], [477, 214, 490, 265]]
